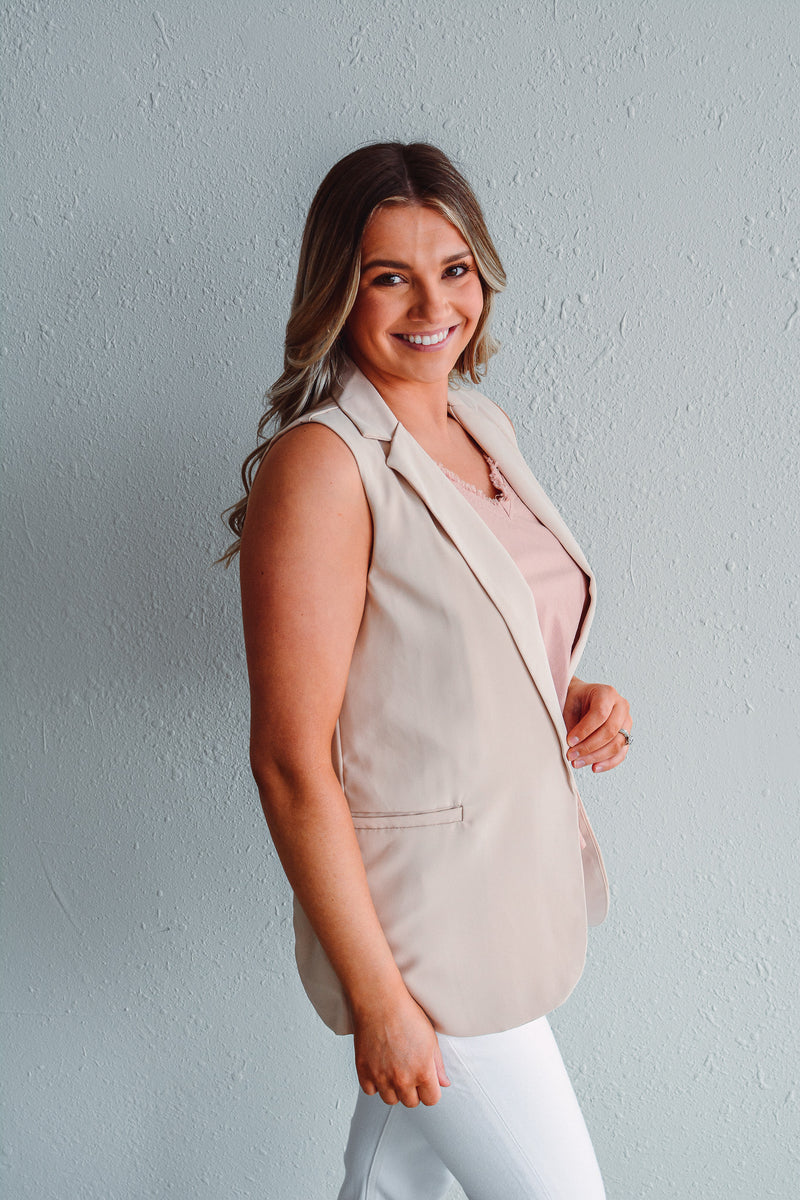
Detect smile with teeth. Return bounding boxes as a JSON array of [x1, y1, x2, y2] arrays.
[[396, 327, 453, 347]]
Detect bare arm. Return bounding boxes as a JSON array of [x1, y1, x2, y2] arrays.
[[239, 423, 449, 1106]]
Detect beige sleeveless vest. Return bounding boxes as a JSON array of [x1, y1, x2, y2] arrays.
[[271, 361, 609, 1037]]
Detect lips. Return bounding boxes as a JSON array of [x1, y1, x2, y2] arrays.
[[393, 326, 456, 348]]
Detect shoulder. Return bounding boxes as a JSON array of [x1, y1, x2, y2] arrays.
[[455, 386, 518, 442], [242, 417, 371, 562], [254, 415, 364, 501]]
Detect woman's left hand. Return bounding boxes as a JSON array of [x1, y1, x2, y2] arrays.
[[563, 677, 631, 774]]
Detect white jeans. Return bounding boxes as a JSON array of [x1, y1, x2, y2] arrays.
[[337, 1015, 606, 1200]]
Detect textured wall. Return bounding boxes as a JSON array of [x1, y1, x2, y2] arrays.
[[3, 1, 798, 1196]]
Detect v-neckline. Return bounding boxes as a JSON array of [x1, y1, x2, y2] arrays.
[[435, 454, 510, 506]]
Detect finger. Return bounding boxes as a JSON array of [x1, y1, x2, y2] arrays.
[[416, 1069, 443, 1107], [359, 1078, 377, 1096], [596, 739, 629, 764], [567, 694, 618, 748], [379, 1087, 400, 1106], [592, 747, 629, 773], [569, 709, 630, 761], [574, 703, 629, 748], [571, 743, 629, 770], [592, 739, 628, 777], [417, 1081, 442, 1107], [434, 1041, 451, 1088], [575, 733, 630, 769], [398, 1086, 422, 1108]]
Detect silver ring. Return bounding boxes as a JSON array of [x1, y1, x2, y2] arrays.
[[619, 728, 632, 746]]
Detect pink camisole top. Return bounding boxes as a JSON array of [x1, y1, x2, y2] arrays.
[[437, 453, 590, 713]]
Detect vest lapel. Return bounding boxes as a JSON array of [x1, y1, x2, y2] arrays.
[[445, 388, 597, 684], [334, 363, 595, 753]]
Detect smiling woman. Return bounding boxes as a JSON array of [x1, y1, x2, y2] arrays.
[[341, 203, 506, 495], [345, 206, 485, 396], [221, 142, 630, 1199]]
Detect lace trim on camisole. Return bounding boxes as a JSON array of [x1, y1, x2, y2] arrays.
[[436, 455, 509, 505]]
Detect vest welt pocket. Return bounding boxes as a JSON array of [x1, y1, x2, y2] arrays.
[[350, 804, 464, 830]]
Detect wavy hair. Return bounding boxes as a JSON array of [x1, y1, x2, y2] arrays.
[[221, 142, 507, 564]]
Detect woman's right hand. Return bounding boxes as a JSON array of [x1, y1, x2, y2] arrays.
[[352, 986, 451, 1107]]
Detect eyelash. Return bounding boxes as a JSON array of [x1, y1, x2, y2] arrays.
[[372, 262, 472, 287]]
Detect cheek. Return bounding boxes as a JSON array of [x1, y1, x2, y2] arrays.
[[344, 304, 371, 353], [347, 293, 390, 345], [460, 270, 484, 306], [465, 279, 485, 325]]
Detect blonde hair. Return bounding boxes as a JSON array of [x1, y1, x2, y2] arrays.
[[221, 142, 506, 564]]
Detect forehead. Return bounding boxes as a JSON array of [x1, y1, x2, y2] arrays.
[[361, 204, 469, 259]]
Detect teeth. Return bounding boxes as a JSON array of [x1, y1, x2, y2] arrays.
[[401, 329, 449, 345]]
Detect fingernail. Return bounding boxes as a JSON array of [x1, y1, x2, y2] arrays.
[[573, 758, 586, 769], [568, 736, 579, 747]]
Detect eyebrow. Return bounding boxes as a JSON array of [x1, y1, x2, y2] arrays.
[[361, 249, 474, 272]]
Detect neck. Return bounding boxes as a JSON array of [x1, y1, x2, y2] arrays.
[[349, 358, 452, 438]]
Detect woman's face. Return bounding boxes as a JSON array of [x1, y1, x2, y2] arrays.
[[344, 204, 485, 394]]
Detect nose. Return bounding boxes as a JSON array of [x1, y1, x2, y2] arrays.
[[408, 279, 450, 325]]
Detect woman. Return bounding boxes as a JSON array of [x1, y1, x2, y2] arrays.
[[224, 142, 631, 1199]]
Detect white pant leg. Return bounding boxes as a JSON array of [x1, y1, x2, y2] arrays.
[[337, 1091, 455, 1200], [432, 1016, 606, 1200], [338, 1015, 606, 1200]]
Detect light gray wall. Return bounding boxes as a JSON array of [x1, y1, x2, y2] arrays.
[[3, 2, 798, 1196]]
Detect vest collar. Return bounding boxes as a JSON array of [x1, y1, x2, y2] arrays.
[[331, 358, 401, 440], [333, 360, 597, 758]]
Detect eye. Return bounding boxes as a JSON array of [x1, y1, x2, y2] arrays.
[[372, 272, 405, 287], [444, 262, 471, 278]]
